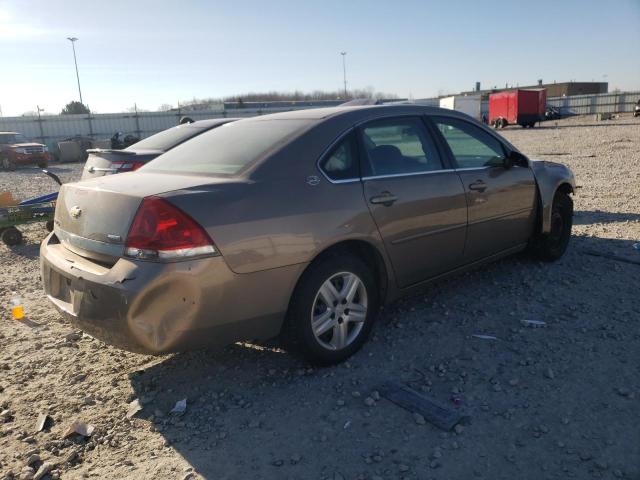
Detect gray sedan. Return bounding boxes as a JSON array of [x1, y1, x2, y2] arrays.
[[81, 118, 237, 179], [40, 105, 575, 364]]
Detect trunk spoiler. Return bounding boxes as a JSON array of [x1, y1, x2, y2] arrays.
[[86, 148, 138, 156]]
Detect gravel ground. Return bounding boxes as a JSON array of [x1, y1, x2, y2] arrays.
[[1, 115, 639, 480]]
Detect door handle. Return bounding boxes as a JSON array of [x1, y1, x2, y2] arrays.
[[468, 180, 487, 192], [370, 192, 398, 206]]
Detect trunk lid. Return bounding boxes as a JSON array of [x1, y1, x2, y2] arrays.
[[81, 149, 162, 180], [54, 172, 230, 263]]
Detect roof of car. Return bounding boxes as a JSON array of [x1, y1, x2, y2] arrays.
[[186, 118, 239, 128], [247, 104, 455, 122]]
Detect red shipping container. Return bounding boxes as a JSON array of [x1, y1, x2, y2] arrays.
[[489, 89, 546, 128]]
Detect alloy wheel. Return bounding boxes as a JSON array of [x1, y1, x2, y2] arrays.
[[311, 272, 368, 350]]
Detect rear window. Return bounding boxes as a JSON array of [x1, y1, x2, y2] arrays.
[[128, 124, 214, 151], [0, 133, 26, 144], [141, 119, 310, 176]]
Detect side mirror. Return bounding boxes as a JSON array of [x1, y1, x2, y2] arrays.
[[505, 150, 528, 168]]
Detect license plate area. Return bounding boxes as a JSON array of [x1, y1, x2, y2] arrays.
[[49, 268, 72, 303]]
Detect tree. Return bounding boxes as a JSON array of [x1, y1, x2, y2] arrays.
[[61, 101, 90, 115], [126, 105, 149, 113], [157, 104, 173, 112]]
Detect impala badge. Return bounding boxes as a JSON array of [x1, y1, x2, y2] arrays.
[[306, 175, 321, 186], [69, 206, 82, 218]]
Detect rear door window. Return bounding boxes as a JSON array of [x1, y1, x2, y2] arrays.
[[359, 117, 443, 177]]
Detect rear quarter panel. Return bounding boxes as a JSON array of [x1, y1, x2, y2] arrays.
[[163, 118, 389, 276], [164, 176, 384, 276]]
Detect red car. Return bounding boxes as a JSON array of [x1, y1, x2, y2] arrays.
[[0, 132, 50, 170]]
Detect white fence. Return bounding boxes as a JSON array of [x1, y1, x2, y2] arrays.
[[545, 91, 640, 115], [1, 91, 638, 149], [479, 91, 640, 117], [0, 106, 307, 150]]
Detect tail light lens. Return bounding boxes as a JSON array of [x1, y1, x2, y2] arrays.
[[124, 196, 217, 260], [113, 161, 145, 172]]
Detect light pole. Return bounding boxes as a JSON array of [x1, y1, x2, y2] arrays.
[[67, 37, 84, 105], [340, 51, 347, 98]]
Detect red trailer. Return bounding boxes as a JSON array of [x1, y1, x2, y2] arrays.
[[489, 89, 547, 128]]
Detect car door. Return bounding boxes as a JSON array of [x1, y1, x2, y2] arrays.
[[429, 115, 537, 261], [359, 116, 468, 288]]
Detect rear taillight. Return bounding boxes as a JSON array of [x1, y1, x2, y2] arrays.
[[113, 161, 145, 172], [124, 196, 217, 260]]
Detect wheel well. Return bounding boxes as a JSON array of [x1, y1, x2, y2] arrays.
[[533, 182, 574, 236], [556, 182, 573, 195], [305, 240, 389, 304]]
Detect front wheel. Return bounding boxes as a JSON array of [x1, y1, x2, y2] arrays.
[[282, 253, 379, 365], [529, 192, 573, 261]]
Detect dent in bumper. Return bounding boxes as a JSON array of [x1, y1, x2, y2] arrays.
[[40, 233, 303, 354]]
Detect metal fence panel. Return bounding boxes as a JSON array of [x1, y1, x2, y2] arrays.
[[546, 92, 640, 115]]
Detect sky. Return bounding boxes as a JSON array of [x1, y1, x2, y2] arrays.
[[0, 0, 639, 116]]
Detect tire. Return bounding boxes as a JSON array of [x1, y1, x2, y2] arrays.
[[46, 220, 54, 232], [529, 192, 573, 261], [282, 252, 379, 365], [1, 227, 23, 246], [37, 161, 48, 169]]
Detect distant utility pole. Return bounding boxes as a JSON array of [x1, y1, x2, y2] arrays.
[[340, 51, 347, 98], [36, 105, 45, 144], [67, 37, 84, 105]]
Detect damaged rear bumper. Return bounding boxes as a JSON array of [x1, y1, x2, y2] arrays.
[[39, 232, 301, 354]]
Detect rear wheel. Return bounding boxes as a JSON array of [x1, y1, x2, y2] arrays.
[[1, 227, 23, 246], [282, 253, 378, 365], [529, 192, 573, 261]]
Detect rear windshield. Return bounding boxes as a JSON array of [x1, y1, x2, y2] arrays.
[[128, 123, 217, 151], [141, 119, 311, 176], [0, 133, 26, 144]]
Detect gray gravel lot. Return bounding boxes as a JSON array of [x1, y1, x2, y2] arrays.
[[1, 115, 639, 480]]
